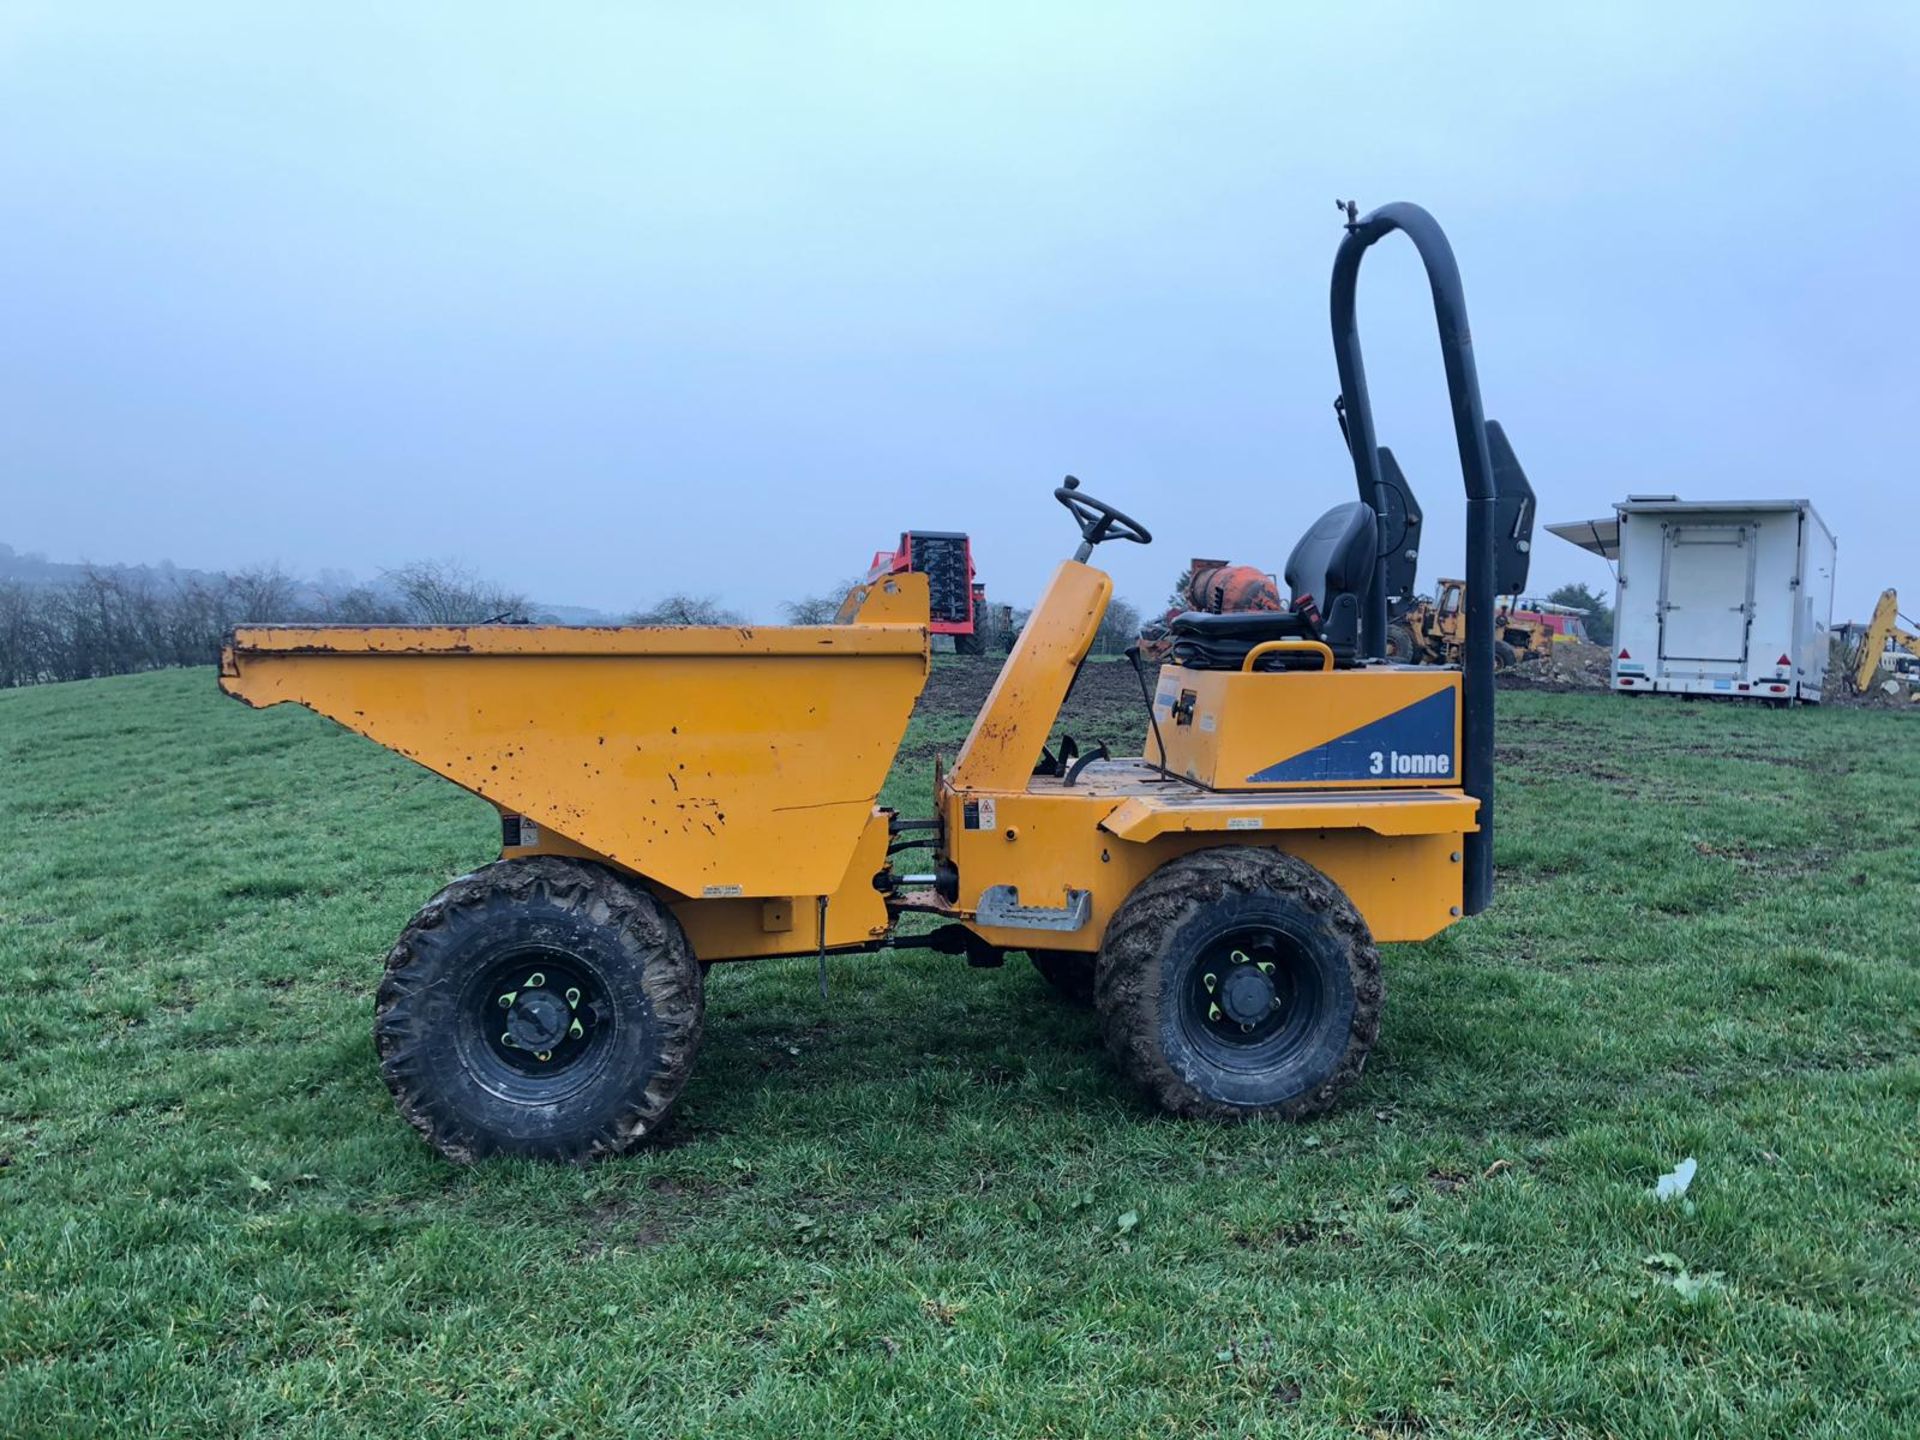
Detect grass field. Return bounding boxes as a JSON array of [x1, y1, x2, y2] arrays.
[[2, 665, 1918, 1438]]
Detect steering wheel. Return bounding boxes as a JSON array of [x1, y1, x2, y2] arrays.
[[1054, 476, 1153, 561]]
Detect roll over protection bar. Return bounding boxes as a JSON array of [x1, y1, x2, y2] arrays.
[[1329, 202, 1531, 916]]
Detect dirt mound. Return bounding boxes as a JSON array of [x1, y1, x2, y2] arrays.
[[1496, 639, 1612, 692], [1822, 639, 1920, 709]]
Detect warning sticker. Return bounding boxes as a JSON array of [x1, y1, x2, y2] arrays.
[[963, 797, 998, 830], [1199, 714, 1217, 733]]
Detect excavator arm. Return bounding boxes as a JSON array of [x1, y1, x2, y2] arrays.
[[1850, 589, 1920, 693]]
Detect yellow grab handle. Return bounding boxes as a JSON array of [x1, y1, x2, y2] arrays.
[[1241, 639, 1335, 673]]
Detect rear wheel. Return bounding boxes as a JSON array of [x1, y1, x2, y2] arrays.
[[1028, 949, 1095, 1003], [1095, 848, 1380, 1119], [1494, 639, 1518, 669], [954, 629, 986, 656], [1385, 622, 1418, 662], [375, 857, 703, 1163]]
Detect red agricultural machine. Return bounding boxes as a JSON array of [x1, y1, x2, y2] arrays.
[[868, 531, 990, 654]]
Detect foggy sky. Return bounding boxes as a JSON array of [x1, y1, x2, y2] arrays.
[[3, 3, 1915, 624]]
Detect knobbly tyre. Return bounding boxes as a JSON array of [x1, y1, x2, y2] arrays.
[[219, 202, 1536, 1162]]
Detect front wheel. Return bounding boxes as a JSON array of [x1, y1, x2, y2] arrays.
[[374, 857, 704, 1162], [1095, 848, 1381, 1119]]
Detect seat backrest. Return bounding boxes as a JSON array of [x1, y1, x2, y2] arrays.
[[1283, 501, 1378, 657]]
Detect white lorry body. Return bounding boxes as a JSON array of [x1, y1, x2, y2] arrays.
[[1547, 498, 1835, 704]]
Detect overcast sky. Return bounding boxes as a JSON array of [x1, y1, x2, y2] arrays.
[[3, 3, 1915, 623]]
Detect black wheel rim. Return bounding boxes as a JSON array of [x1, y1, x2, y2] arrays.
[[1175, 924, 1324, 1073], [456, 946, 617, 1102]]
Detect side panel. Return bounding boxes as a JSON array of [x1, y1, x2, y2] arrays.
[[1611, 514, 1661, 690], [943, 788, 1467, 948], [1745, 512, 1801, 690], [1150, 667, 1461, 789], [1795, 511, 1837, 700], [507, 808, 895, 960]]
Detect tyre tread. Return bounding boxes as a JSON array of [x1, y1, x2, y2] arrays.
[[1094, 847, 1381, 1120], [374, 856, 703, 1163]]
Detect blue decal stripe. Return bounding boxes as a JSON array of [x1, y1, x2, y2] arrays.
[[1247, 688, 1456, 783]]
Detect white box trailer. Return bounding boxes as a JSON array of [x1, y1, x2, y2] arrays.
[[1547, 497, 1836, 704]]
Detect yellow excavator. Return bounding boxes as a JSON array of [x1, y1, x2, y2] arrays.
[[1847, 589, 1920, 696]]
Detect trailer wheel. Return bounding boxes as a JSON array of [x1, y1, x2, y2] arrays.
[[374, 857, 703, 1163], [1095, 848, 1380, 1119], [1027, 949, 1095, 1003]]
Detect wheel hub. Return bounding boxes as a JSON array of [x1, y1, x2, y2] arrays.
[[505, 989, 569, 1052], [1221, 965, 1277, 1026], [483, 961, 595, 1071], [1191, 941, 1295, 1046]]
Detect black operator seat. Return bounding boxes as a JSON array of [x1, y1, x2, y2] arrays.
[[1168, 501, 1378, 671]]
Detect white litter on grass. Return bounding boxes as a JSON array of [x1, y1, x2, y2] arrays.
[[1654, 1157, 1698, 1201]]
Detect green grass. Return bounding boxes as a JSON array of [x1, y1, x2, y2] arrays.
[[2, 666, 1918, 1437]]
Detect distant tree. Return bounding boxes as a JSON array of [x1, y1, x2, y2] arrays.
[[628, 593, 745, 626], [1546, 581, 1613, 647], [0, 581, 50, 687], [782, 577, 864, 625], [384, 561, 527, 624], [226, 566, 302, 623], [0, 554, 539, 689], [320, 585, 410, 624], [1005, 606, 1031, 649], [158, 576, 238, 666], [1092, 598, 1142, 656]]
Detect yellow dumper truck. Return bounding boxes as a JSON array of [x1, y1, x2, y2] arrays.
[[220, 202, 1536, 1161]]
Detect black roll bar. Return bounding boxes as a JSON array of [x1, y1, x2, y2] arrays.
[[1329, 202, 1499, 915]]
